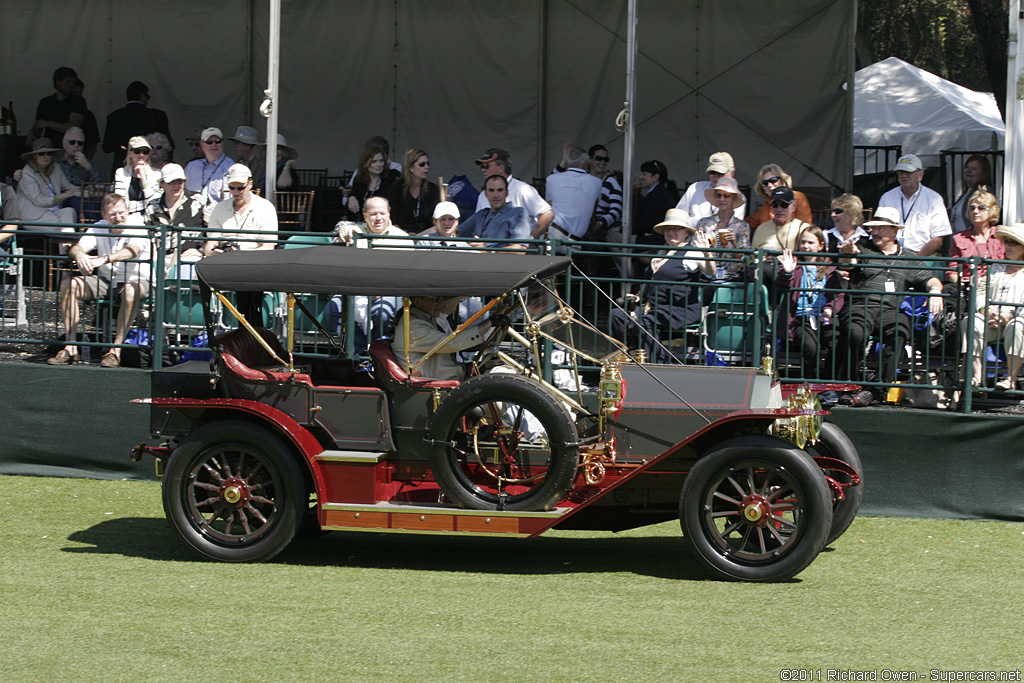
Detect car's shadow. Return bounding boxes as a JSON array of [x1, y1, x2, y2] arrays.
[[64, 517, 740, 582]]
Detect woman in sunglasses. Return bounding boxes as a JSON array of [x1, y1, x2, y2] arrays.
[[16, 137, 81, 229], [114, 135, 162, 221], [962, 223, 1024, 390], [945, 189, 1003, 287], [744, 163, 813, 231], [387, 148, 439, 235], [824, 193, 871, 257]]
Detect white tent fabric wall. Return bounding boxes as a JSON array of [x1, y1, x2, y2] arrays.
[[3, 0, 852, 206], [853, 57, 1006, 172]]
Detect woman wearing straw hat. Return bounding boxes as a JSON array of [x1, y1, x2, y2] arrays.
[[695, 176, 750, 281], [16, 137, 81, 229], [610, 208, 714, 362], [961, 222, 1024, 390]]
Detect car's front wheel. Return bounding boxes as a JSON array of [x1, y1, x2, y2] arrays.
[[679, 435, 832, 582], [162, 420, 306, 562]]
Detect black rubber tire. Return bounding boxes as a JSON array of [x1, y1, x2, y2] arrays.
[[162, 420, 307, 562], [428, 374, 579, 511], [679, 435, 833, 582], [807, 421, 864, 546]]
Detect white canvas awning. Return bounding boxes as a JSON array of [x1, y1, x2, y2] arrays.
[[854, 57, 1005, 170]]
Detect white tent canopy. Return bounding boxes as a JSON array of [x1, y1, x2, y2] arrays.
[[854, 57, 1005, 169]]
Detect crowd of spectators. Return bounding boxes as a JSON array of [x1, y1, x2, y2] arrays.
[[3, 67, 1020, 399]]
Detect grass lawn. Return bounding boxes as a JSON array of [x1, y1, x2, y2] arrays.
[[1, 474, 1022, 683]]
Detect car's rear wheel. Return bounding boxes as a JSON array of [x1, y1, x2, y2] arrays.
[[428, 374, 579, 511], [807, 421, 864, 545], [679, 435, 832, 582], [162, 420, 306, 562]]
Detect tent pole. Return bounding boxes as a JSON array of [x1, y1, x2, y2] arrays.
[[262, 0, 281, 205], [618, 0, 638, 286], [1004, 0, 1022, 224]]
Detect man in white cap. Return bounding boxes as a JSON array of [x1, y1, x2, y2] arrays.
[[876, 153, 951, 257], [227, 125, 263, 186], [184, 127, 234, 206], [836, 205, 944, 400], [203, 163, 277, 326], [675, 151, 747, 221], [146, 163, 210, 275]]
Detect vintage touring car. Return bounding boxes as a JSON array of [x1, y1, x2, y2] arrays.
[[132, 247, 862, 582]]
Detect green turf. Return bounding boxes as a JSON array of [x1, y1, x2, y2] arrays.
[[1, 475, 1022, 683]]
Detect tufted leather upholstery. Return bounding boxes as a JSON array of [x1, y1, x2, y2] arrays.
[[218, 327, 311, 384], [368, 340, 460, 390]]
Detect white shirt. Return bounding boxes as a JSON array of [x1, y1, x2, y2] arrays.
[[877, 184, 951, 254], [475, 176, 552, 223], [544, 167, 602, 238], [676, 179, 747, 220], [77, 221, 152, 283], [207, 194, 279, 250]]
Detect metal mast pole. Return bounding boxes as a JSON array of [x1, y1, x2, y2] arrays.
[[261, 0, 281, 204]]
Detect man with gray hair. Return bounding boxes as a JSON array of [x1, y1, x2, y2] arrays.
[[543, 143, 602, 241], [876, 153, 951, 257], [58, 126, 104, 187]]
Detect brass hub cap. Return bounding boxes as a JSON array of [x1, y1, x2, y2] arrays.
[[740, 495, 768, 525], [220, 479, 248, 506]]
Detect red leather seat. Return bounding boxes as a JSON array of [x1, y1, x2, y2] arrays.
[[368, 339, 459, 390], [218, 327, 311, 384]]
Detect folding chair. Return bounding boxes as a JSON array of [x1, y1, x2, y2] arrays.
[[702, 282, 770, 366]]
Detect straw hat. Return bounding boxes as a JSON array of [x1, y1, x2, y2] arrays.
[[704, 176, 744, 205], [862, 206, 904, 230], [653, 208, 695, 234], [21, 138, 63, 161], [995, 223, 1024, 246]]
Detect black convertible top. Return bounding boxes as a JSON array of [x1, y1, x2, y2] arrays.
[[196, 246, 571, 296]]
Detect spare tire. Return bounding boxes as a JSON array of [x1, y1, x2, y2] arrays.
[[427, 374, 579, 511]]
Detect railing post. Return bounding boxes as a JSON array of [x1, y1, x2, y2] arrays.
[[961, 256, 982, 413], [151, 224, 167, 370]]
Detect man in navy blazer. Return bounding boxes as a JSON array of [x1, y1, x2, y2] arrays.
[[102, 81, 171, 176]]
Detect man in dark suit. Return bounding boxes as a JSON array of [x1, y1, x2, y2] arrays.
[[102, 81, 171, 176]]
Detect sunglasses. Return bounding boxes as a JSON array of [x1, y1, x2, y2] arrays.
[[228, 185, 247, 193], [1001, 237, 1021, 246], [416, 160, 429, 167], [152, 145, 165, 151], [831, 207, 844, 215], [204, 138, 223, 144], [591, 155, 610, 162], [131, 148, 151, 155], [66, 140, 84, 147], [969, 204, 990, 211], [770, 200, 790, 208], [36, 152, 53, 157], [714, 192, 734, 199], [760, 176, 781, 187]]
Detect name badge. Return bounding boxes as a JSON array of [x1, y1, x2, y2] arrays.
[[884, 280, 896, 292]]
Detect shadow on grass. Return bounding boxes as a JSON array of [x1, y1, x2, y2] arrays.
[[64, 517, 732, 582]]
